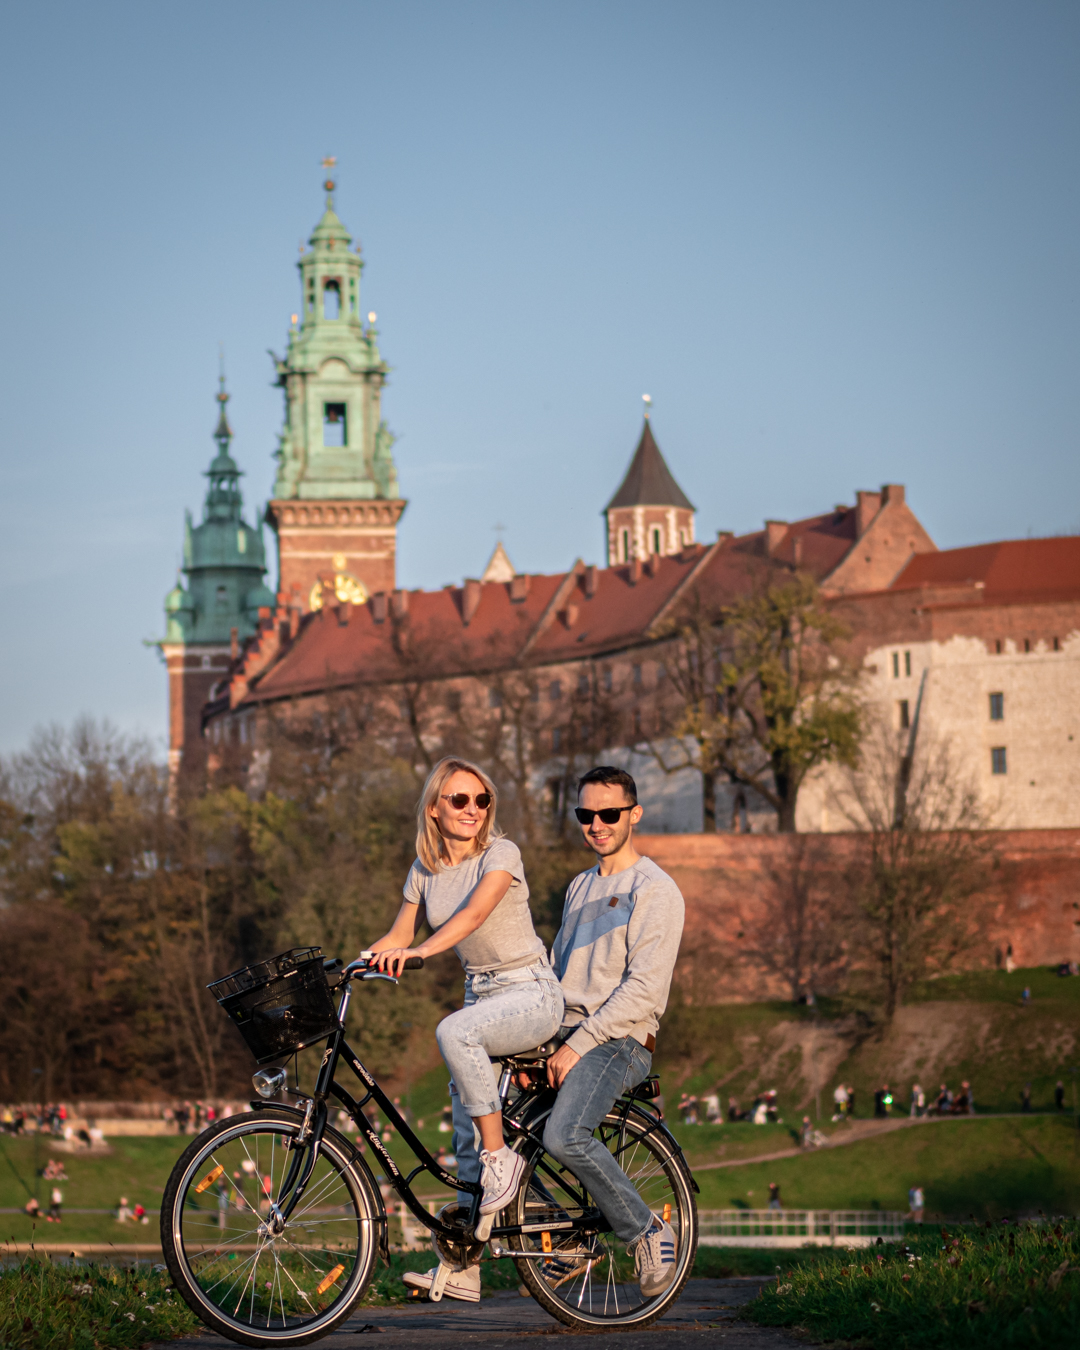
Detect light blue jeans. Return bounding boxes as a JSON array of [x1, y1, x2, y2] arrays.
[[438, 961, 563, 1202]]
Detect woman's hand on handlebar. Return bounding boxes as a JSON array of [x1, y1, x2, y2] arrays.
[[372, 947, 419, 978]]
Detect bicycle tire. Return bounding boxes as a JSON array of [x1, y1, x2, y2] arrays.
[[507, 1106, 697, 1330], [161, 1109, 381, 1347]]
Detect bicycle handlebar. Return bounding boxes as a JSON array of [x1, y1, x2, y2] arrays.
[[340, 954, 425, 979]]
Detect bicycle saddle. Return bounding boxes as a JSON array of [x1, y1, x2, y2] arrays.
[[505, 1039, 563, 1062]]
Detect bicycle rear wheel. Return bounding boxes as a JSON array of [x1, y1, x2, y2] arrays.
[[508, 1106, 697, 1329], [161, 1109, 380, 1347]]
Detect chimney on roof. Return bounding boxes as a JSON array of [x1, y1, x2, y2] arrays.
[[258, 606, 272, 625], [230, 627, 239, 661], [563, 604, 579, 629], [716, 530, 734, 545], [371, 592, 388, 623], [336, 603, 350, 627], [793, 535, 803, 568], [764, 520, 787, 557], [855, 491, 881, 539], [462, 579, 482, 625], [583, 565, 597, 598], [289, 608, 299, 639], [881, 483, 906, 507], [628, 557, 643, 585], [390, 589, 409, 620], [509, 574, 530, 603]]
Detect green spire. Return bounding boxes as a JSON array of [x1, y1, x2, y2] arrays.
[[161, 379, 276, 645], [271, 166, 401, 502]]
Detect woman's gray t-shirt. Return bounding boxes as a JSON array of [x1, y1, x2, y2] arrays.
[[402, 837, 545, 976]]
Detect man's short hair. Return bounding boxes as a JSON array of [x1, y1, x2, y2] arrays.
[[577, 765, 638, 805]]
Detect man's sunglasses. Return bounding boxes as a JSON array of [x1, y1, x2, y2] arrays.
[[442, 792, 492, 810], [574, 805, 634, 826]]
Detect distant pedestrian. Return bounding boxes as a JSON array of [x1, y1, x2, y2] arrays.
[[767, 1182, 782, 1211], [1021, 986, 1031, 1006], [874, 1085, 891, 1118], [1004, 943, 1015, 974], [704, 1092, 721, 1124], [846, 1085, 856, 1118], [728, 1097, 741, 1122], [908, 1185, 924, 1224], [116, 1196, 133, 1223], [1055, 1081, 1065, 1111], [801, 1115, 812, 1149], [24, 1197, 40, 1219], [910, 1084, 925, 1117], [831, 1083, 848, 1121], [46, 1187, 62, 1222], [1021, 1083, 1032, 1113]]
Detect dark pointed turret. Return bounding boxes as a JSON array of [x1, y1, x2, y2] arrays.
[[604, 403, 696, 564]]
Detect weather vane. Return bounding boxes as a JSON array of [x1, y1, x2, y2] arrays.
[[643, 393, 653, 419], [322, 155, 337, 194]]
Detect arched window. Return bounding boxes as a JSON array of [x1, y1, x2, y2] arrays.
[[650, 526, 663, 555], [620, 527, 630, 562], [323, 279, 341, 319]]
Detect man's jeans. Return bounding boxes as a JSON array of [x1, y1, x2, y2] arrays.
[[440, 962, 563, 1205], [542, 1037, 654, 1245]]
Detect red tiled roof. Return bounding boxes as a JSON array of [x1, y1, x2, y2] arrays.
[[890, 537, 1080, 606], [731, 509, 857, 578]]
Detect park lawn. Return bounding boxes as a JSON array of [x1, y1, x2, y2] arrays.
[[746, 1217, 1080, 1349], [692, 1114, 1080, 1218]]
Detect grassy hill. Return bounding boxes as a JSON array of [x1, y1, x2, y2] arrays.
[[654, 965, 1080, 1118]]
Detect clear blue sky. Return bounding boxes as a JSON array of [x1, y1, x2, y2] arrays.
[[0, 1, 1077, 755]]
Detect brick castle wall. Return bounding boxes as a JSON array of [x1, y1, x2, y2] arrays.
[[635, 829, 1080, 1002]]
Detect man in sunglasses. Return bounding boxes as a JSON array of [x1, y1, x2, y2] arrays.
[[544, 766, 685, 1298]]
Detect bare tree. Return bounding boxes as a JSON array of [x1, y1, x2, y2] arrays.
[[833, 713, 995, 1019]]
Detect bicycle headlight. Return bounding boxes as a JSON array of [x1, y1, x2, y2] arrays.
[[252, 1067, 288, 1099]]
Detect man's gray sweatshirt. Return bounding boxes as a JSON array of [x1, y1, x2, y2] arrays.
[[551, 855, 685, 1058]]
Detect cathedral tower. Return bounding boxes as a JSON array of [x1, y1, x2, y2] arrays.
[[158, 381, 276, 787], [265, 173, 406, 611], [605, 408, 695, 564]]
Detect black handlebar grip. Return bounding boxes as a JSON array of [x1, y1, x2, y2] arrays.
[[403, 956, 425, 969]]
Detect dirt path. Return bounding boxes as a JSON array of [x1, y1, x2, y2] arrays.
[[156, 1278, 802, 1349], [689, 1108, 1052, 1171]]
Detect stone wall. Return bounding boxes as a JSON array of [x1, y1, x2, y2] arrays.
[[634, 828, 1080, 1003]]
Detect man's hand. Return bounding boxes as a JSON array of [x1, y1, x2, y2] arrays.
[[546, 1044, 581, 1089]]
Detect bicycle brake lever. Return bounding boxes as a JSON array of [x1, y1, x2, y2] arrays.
[[361, 971, 399, 984]]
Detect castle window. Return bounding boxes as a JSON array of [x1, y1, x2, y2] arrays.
[[215, 585, 228, 609], [904, 651, 911, 677], [620, 528, 630, 563], [989, 692, 1004, 721], [323, 403, 347, 447], [1053, 636, 1061, 651], [994, 639, 1002, 654], [891, 653, 899, 678], [549, 679, 562, 702], [898, 699, 910, 730], [1023, 638, 1031, 653], [632, 663, 643, 688], [991, 747, 1007, 775], [323, 279, 341, 319], [552, 727, 562, 751], [603, 667, 613, 692], [577, 672, 590, 696], [446, 690, 462, 713], [488, 687, 503, 709], [650, 527, 662, 555]]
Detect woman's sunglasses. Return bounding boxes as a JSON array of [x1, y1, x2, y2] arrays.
[[574, 805, 634, 825], [442, 792, 492, 810]]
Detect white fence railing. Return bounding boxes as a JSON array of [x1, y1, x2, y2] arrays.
[[698, 1209, 906, 1248]]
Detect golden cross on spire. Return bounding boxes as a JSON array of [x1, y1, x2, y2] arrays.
[[321, 156, 337, 171]]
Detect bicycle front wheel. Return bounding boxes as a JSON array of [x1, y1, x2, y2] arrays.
[[161, 1109, 380, 1347], [508, 1106, 697, 1330]]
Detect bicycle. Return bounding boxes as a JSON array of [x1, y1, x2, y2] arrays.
[[161, 946, 699, 1346]]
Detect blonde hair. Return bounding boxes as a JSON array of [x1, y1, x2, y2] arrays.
[[415, 757, 503, 872]]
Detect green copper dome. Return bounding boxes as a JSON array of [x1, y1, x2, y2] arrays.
[[162, 380, 275, 646]]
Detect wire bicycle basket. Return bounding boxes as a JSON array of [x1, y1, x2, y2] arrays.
[[208, 947, 340, 1065]]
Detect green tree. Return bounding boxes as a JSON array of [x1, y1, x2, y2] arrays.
[[651, 575, 862, 832]]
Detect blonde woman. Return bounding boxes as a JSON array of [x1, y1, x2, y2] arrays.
[[368, 757, 562, 1297]]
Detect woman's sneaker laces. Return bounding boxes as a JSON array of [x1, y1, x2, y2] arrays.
[[631, 1213, 677, 1297], [479, 1146, 525, 1215]]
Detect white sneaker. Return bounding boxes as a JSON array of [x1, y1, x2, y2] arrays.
[[402, 1264, 481, 1302], [632, 1213, 677, 1298], [479, 1146, 525, 1215]]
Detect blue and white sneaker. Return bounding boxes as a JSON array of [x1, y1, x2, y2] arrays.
[[632, 1213, 677, 1297]]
